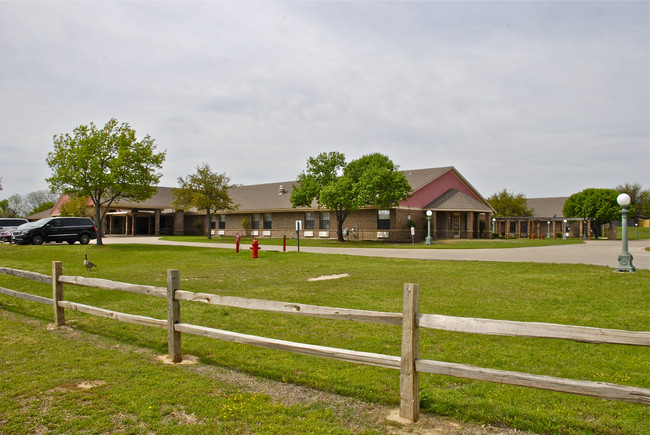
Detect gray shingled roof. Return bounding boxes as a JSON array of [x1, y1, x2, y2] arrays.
[[229, 181, 305, 212], [111, 187, 176, 210], [526, 197, 568, 218], [27, 207, 56, 220], [106, 166, 486, 213], [227, 167, 459, 212], [401, 167, 453, 191], [425, 189, 493, 212], [110, 183, 307, 213]]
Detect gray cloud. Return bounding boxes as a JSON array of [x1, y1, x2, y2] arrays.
[[0, 1, 647, 200]]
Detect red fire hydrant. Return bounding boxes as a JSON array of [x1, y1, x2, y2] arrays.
[[250, 237, 261, 258], [235, 233, 240, 253]]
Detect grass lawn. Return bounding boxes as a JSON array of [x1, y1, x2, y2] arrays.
[[160, 235, 585, 249], [614, 225, 650, 240], [1, 310, 384, 434], [0, 243, 648, 434]]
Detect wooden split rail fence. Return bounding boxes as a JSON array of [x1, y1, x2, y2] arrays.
[[1, 262, 649, 422]]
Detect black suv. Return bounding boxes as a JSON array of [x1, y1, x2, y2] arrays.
[[13, 217, 97, 245]]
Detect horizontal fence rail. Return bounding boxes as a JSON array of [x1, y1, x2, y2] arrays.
[[58, 275, 167, 298], [0, 263, 648, 424], [418, 313, 650, 346], [0, 286, 53, 305], [175, 323, 401, 370], [0, 266, 53, 305], [415, 359, 650, 404], [174, 289, 402, 325], [0, 266, 51, 284], [58, 300, 167, 329]]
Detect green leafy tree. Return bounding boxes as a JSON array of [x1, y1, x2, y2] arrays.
[[0, 199, 13, 217], [487, 189, 533, 217], [0, 190, 57, 217], [615, 183, 649, 219], [637, 190, 650, 219], [59, 195, 92, 217], [24, 190, 58, 216], [563, 188, 619, 236], [46, 119, 166, 245], [173, 163, 237, 239], [291, 152, 411, 242], [1, 194, 27, 217], [30, 201, 55, 216]]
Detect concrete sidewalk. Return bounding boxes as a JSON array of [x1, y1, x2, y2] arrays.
[[101, 236, 650, 270]]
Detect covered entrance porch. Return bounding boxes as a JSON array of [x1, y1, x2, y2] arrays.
[[424, 189, 494, 239], [105, 209, 174, 236], [430, 210, 491, 239]]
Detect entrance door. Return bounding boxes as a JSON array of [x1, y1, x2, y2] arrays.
[[453, 213, 461, 238]]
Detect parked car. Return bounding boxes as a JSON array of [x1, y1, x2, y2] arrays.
[[12, 217, 97, 245], [2, 224, 25, 243], [0, 218, 28, 230], [0, 218, 29, 243]]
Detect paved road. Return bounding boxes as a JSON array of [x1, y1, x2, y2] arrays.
[[101, 236, 650, 270]]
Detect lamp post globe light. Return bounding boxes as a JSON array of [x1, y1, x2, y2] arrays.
[[547, 221, 551, 239], [563, 219, 568, 240], [615, 193, 635, 272], [425, 210, 433, 245], [492, 217, 496, 234]]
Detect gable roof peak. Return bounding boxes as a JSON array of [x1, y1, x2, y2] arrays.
[[401, 166, 454, 191]]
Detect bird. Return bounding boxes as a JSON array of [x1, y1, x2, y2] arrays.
[[84, 253, 97, 272]]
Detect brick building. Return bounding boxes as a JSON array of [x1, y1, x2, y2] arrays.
[[491, 197, 595, 239], [48, 166, 495, 242]]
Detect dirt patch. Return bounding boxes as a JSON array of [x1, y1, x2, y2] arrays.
[[156, 354, 200, 365], [46, 323, 73, 331], [76, 380, 107, 390], [161, 406, 202, 425], [308, 273, 350, 281], [51, 380, 107, 393]]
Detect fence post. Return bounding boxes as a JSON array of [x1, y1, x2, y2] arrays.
[[52, 261, 65, 327], [167, 269, 182, 363], [400, 283, 420, 422]]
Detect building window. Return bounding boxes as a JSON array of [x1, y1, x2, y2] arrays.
[[305, 212, 315, 230], [319, 211, 330, 230], [218, 215, 226, 229], [263, 213, 272, 229], [210, 215, 216, 230], [377, 210, 390, 230], [251, 214, 260, 230]]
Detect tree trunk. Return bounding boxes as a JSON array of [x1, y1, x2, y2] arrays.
[[206, 211, 212, 239], [95, 204, 103, 246], [335, 209, 349, 242]]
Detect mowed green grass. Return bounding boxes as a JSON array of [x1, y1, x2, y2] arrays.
[[615, 225, 650, 240], [0, 311, 374, 434], [0, 243, 648, 434], [161, 235, 585, 249]]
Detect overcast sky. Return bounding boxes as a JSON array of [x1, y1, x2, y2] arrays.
[[1, 1, 648, 201]]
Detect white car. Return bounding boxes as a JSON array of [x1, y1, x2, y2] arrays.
[[0, 218, 28, 243]]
